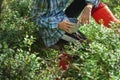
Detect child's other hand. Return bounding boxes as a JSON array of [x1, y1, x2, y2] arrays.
[[77, 3, 93, 25]]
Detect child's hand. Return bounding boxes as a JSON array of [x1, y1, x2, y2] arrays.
[[58, 20, 74, 34], [77, 3, 93, 25]]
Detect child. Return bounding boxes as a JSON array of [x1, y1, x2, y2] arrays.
[[31, 0, 120, 48]]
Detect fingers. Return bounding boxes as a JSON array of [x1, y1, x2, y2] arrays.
[[65, 20, 74, 27], [78, 14, 90, 25], [81, 17, 90, 24], [58, 20, 74, 34], [77, 18, 89, 25], [64, 21, 74, 34]]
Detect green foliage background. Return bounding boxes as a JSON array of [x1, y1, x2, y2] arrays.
[[0, 0, 120, 80]]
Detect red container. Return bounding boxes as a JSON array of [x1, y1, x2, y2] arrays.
[[92, 3, 120, 28]]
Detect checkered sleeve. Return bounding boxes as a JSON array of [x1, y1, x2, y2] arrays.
[[38, 14, 69, 29], [34, 0, 69, 29]]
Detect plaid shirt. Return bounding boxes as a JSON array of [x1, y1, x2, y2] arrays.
[[31, 0, 99, 47]]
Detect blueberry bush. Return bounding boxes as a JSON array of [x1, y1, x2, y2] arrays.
[[0, 0, 120, 80]]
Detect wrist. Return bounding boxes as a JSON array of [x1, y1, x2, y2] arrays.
[[86, 3, 94, 9]]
